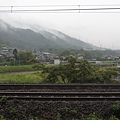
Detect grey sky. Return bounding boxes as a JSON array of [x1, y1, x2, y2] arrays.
[[0, 0, 120, 49]]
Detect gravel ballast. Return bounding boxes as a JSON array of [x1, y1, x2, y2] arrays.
[[0, 100, 118, 120]]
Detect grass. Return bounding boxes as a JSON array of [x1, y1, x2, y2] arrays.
[[0, 65, 35, 73], [0, 72, 44, 83], [0, 65, 44, 83]]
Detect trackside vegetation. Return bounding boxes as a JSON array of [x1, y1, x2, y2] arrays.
[[0, 65, 44, 83], [0, 113, 119, 120], [0, 99, 120, 119], [0, 107, 120, 120], [0, 65, 35, 73], [0, 114, 119, 120], [36, 57, 119, 84], [0, 57, 120, 83], [0, 72, 44, 83]]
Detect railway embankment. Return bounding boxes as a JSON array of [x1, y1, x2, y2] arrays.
[[0, 84, 120, 120], [0, 100, 119, 120]]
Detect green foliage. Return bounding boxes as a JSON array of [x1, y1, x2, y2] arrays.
[[0, 50, 39, 66], [18, 51, 39, 65], [0, 96, 7, 104], [58, 50, 71, 56], [0, 72, 44, 83], [112, 103, 120, 110], [110, 103, 120, 119], [59, 107, 78, 119], [59, 107, 69, 113], [9, 108, 17, 116], [0, 115, 6, 120], [109, 115, 119, 120], [86, 113, 102, 120], [97, 69, 115, 82], [81, 115, 119, 120], [56, 110, 120, 120], [0, 65, 35, 73], [0, 57, 119, 84], [69, 109, 77, 116], [57, 113, 61, 120], [57, 49, 120, 60], [42, 57, 117, 83], [32, 63, 45, 70], [43, 57, 93, 83]]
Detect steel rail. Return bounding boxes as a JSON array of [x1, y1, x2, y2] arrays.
[[0, 92, 120, 101], [1, 96, 120, 101], [0, 91, 120, 96], [0, 84, 120, 90], [0, 84, 120, 101]]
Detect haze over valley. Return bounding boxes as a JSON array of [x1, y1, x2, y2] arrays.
[[0, 19, 99, 51]]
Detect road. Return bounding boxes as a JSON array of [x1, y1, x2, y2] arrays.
[[4, 71, 38, 75]]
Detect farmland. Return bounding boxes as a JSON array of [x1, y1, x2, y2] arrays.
[[0, 65, 44, 83]]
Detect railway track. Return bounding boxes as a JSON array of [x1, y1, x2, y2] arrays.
[[0, 91, 120, 96], [0, 84, 120, 90], [0, 84, 120, 101]]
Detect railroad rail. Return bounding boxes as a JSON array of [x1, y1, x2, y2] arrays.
[[1, 96, 120, 101], [0, 84, 120, 101], [0, 91, 120, 96], [0, 84, 120, 90]]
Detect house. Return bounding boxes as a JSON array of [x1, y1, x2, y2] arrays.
[[36, 51, 60, 64], [54, 59, 60, 65]]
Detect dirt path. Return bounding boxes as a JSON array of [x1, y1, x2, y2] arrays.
[[5, 71, 39, 75]]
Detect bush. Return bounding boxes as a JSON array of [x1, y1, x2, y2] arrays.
[[69, 109, 77, 116], [109, 115, 119, 120], [0, 115, 6, 120], [110, 103, 120, 119], [0, 96, 7, 105]]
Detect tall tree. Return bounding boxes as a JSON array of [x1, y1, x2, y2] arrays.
[[13, 48, 18, 66], [13, 48, 18, 60]]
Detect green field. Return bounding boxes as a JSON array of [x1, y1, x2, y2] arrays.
[[0, 65, 35, 73], [0, 65, 44, 83], [0, 63, 119, 84], [0, 72, 44, 83]]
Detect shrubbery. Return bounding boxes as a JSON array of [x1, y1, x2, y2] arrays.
[[39, 57, 119, 83]]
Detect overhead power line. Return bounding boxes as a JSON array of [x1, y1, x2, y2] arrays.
[[0, 5, 120, 13]]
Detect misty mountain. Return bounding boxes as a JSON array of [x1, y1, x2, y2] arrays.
[[0, 19, 99, 50]]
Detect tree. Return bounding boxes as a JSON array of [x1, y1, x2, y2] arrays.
[[13, 48, 18, 60], [18, 51, 39, 65], [64, 57, 93, 83], [13, 48, 18, 65], [43, 57, 93, 83], [42, 57, 118, 83]]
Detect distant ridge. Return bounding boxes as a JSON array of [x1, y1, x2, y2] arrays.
[[0, 19, 99, 50]]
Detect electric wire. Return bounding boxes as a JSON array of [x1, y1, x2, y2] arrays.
[[0, 5, 120, 13]]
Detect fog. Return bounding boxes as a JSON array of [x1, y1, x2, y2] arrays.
[[0, 0, 120, 49]]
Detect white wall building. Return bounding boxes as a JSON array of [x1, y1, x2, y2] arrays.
[[54, 59, 60, 65]]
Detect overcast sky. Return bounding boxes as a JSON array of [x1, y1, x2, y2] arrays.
[[0, 0, 120, 49]]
